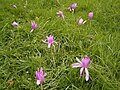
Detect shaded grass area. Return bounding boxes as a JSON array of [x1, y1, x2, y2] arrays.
[[0, 0, 120, 89]]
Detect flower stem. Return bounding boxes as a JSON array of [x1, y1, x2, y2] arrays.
[[90, 20, 92, 31], [40, 84, 43, 90]]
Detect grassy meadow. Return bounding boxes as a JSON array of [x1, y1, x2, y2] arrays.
[[0, 0, 120, 89]]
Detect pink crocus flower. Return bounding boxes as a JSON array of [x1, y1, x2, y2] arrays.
[[36, 67, 47, 85], [42, 35, 58, 48], [72, 56, 90, 81], [69, 3, 77, 11], [12, 21, 18, 27], [88, 12, 94, 20], [78, 18, 87, 26], [30, 21, 37, 32], [56, 11, 64, 19]]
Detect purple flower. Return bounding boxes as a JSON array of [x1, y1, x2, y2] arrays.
[[72, 56, 90, 81], [47, 35, 54, 48], [88, 12, 93, 20], [36, 67, 47, 85], [56, 11, 64, 19], [42, 35, 58, 48], [12, 21, 18, 27], [69, 3, 77, 11], [78, 18, 87, 26], [31, 21, 37, 32]]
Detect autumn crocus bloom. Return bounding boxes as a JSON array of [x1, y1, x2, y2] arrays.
[[12, 21, 18, 27], [31, 21, 37, 32], [88, 12, 93, 20], [72, 56, 90, 81], [56, 11, 64, 19], [78, 18, 87, 26], [47, 35, 54, 48], [42, 35, 58, 48], [36, 67, 47, 85], [69, 3, 77, 11]]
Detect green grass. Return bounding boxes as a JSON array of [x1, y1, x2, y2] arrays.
[[0, 0, 120, 89]]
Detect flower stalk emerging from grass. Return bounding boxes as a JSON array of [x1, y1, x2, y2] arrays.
[[88, 12, 96, 33], [72, 56, 90, 81]]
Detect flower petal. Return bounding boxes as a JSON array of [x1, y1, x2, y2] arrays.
[[80, 67, 84, 76], [78, 18, 83, 25], [44, 73, 47, 77], [72, 63, 81, 68], [30, 29, 34, 32], [85, 68, 89, 81], [42, 40, 48, 44], [36, 80, 40, 85], [83, 20, 87, 24], [40, 67, 43, 74], [76, 57, 81, 63], [56, 12, 59, 14], [36, 71, 39, 79], [48, 43, 51, 48]]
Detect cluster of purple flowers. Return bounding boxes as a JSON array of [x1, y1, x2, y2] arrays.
[[36, 56, 91, 86], [12, 2, 94, 87], [56, 3, 93, 26]]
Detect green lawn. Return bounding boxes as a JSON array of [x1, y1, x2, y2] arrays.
[[0, 0, 120, 90]]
